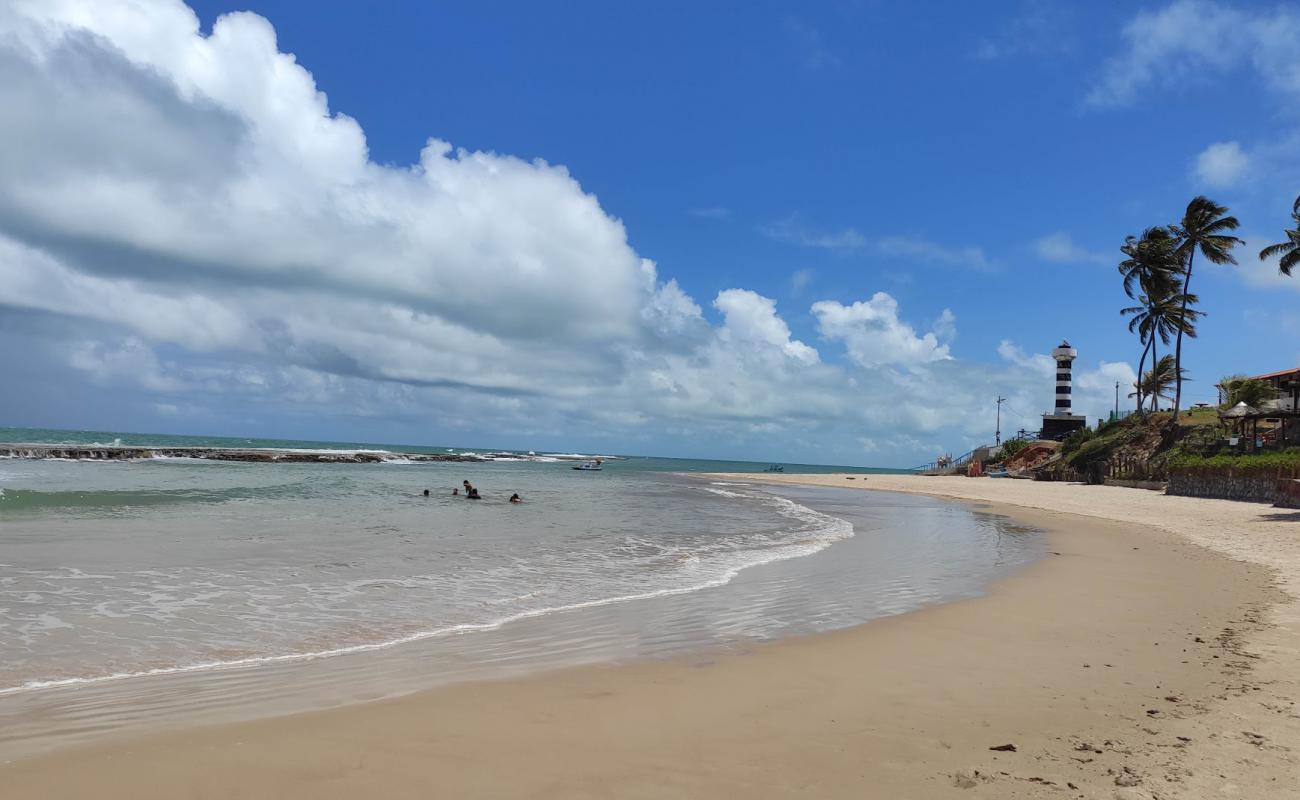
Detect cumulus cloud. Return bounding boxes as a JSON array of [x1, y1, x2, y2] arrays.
[[714, 290, 819, 366], [1193, 141, 1250, 188], [812, 294, 951, 369], [0, 0, 1137, 465]]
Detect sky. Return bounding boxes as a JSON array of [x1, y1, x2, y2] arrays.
[[0, 0, 1297, 466]]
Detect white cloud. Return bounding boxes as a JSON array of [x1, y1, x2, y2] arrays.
[[1035, 232, 1108, 265], [0, 0, 1149, 467], [875, 235, 995, 271], [932, 309, 957, 343], [761, 218, 866, 252], [1193, 141, 1250, 188], [68, 337, 184, 393], [714, 290, 819, 365], [789, 268, 814, 295], [812, 294, 951, 369], [997, 340, 1054, 374], [763, 220, 994, 270], [1208, 232, 1300, 294], [974, 3, 1076, 62], [1087, 0, 1300, 108]]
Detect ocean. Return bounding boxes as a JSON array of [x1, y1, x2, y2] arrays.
[[0, 427, 1041, 757]]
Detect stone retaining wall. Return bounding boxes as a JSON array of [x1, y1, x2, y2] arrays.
[[1167, 471, 1285, 504]]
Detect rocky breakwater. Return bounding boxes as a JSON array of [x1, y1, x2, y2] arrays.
[[0, 444, 487, 464]]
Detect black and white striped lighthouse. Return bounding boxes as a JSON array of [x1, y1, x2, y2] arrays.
[[1040, 339, 1087, 440], [1053, 340, 1075, 415]]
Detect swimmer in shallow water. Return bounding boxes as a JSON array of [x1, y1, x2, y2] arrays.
[[423, 489, 430, 496], [452, 488, 459, 496], [467, 488, 481, 499], [509, 493, 522, 503]]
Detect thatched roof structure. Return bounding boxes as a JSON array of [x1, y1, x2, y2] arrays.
[[1220, 401, 1260, 419]]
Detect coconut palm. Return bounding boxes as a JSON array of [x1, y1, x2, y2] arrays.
[[1130, 355, 1185, 412], [1170, 197, 1242, 418], [1122, 290, 1200, 410], [1118, 227, 1180, 412], [1258, 195, 1300, 277], [1218, 374, 1276, 409]]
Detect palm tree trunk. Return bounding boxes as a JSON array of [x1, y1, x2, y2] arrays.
[[1135, 334, 1152, 414], [1172, 250, 1195, 419], [1150, 337, 1159, 411]]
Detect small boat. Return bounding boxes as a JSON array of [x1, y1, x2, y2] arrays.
[[572, 459, 604, 471]]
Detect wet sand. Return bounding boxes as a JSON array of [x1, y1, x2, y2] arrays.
[[3, 477, 1297, 799]]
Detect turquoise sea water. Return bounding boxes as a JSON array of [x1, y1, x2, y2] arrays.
[[0, 426, 905, 474]]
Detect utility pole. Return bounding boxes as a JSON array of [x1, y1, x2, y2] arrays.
[[1114, 381, 1120, 420], [995, 396, 1006, 445]]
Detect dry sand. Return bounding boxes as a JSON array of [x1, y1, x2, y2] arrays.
[[4, 476, 1298, 799]]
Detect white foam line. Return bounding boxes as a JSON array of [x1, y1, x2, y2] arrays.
[[0, 490, 852, 698]]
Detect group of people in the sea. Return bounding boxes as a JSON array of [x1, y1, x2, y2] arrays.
[[421, 481, 521, 503]]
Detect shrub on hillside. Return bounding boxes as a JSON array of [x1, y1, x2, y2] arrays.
[[996, 439, 1030, 462], [1060, 427, 1094, 457], [1167, 449, 1300, 474]]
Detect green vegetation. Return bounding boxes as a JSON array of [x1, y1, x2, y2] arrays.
[[1169, 197, 1244, 418], [1168, 450, 1300, 474], [1058, 414, 1154, 470], [1118, 227, 1191, 413], [995, 438, 1030, 462], [1130, 355, 1183, 412], [1258, 195, 1300, 277], [1111, 194, 1298, 422], [1218, 375, 1277, 409]]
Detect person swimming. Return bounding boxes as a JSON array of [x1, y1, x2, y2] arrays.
[[423, 489, 430, 496], [452, 488, 459, 496], [467, 488, 481, 500], [509, 493, 522, 503]]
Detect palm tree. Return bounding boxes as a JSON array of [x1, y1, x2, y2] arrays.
[[1170, 197, 1242, 418], [1130, 354, 1181, 411], [1118, 227, 1180, 413], [1258, 195, 1300, 276], [1218, 374, 1276, 409], [1122, 290, 1200, 410]]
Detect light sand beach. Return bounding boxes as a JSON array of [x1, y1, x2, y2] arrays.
[[4, 476, 1298, 799]]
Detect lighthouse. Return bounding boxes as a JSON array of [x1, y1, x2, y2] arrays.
[[1040, 339, 1087, 440], [1053, 340, 1075, 415]]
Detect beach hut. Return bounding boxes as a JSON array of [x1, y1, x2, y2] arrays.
[[1220, 401, 1261, 450]]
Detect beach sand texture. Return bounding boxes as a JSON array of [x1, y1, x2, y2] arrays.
[[4, 476, 1298, 799]]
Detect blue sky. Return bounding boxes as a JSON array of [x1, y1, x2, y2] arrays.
[[0, 1, 1297, 465]]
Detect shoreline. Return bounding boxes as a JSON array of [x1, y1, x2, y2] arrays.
[[4, 477, 1296, 797]]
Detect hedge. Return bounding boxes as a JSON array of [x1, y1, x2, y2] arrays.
[[1167, 450, 1300, 475]]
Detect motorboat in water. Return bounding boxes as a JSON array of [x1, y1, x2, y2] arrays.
[[572, 459, 604, 471]]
